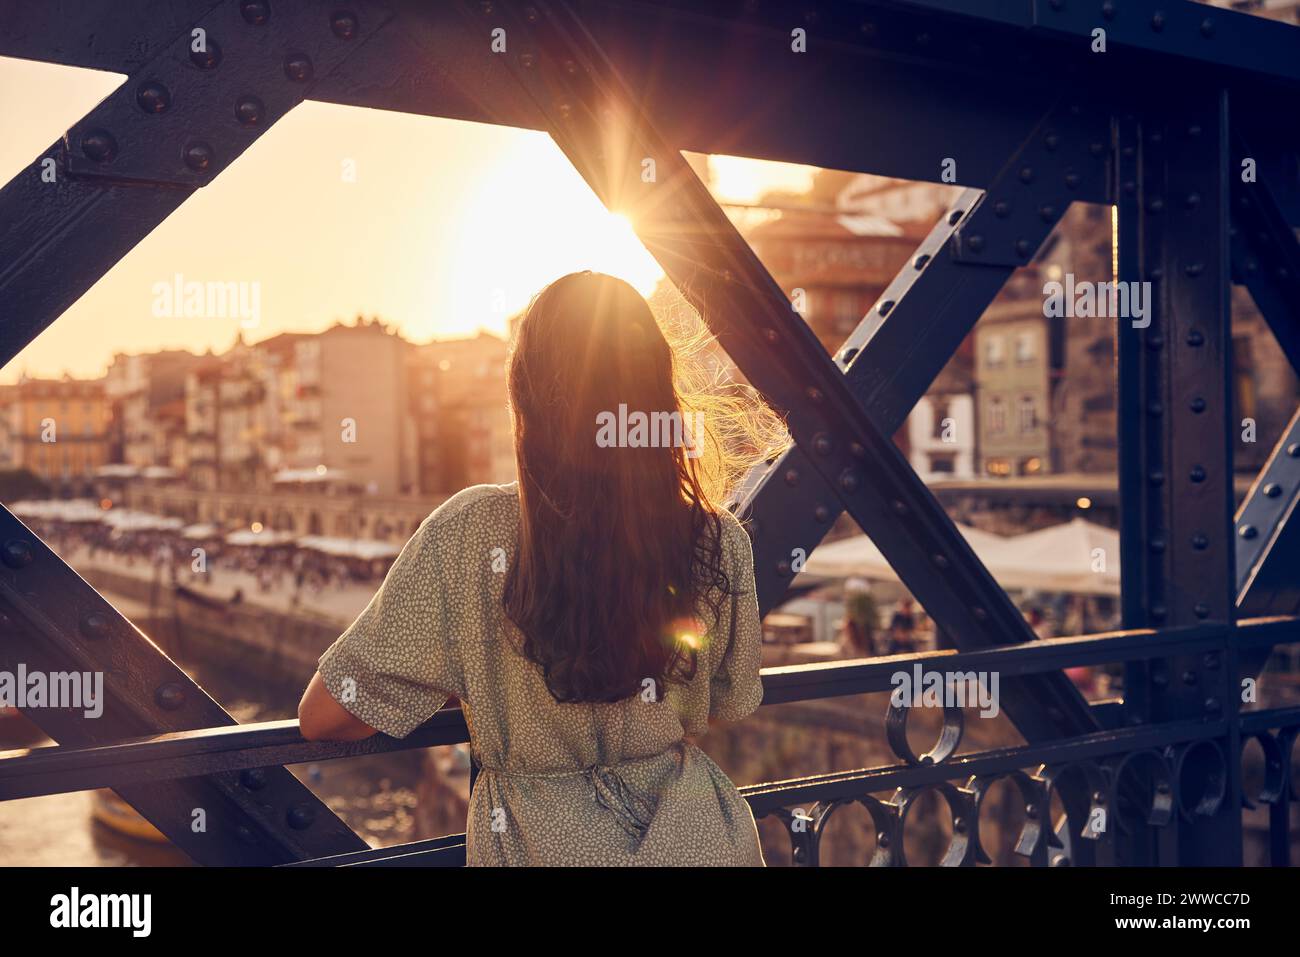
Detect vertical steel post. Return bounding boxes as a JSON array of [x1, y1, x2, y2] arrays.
[[1117, 88, 1238, 865]]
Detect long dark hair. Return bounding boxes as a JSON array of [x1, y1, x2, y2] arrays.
[[503, 271, 782, 703]]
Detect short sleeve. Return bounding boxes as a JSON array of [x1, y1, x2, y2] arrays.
[[317, 512, 464, 738], [708, 516, 764, 722]]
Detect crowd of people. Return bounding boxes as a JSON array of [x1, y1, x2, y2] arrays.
[[26, 517, 397, 603]]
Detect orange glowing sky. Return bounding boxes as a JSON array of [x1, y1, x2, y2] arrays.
[[0, 56, 818, 384]]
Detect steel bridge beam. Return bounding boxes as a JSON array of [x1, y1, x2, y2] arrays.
[[740, 98, 1106, 614], [1116, 89, 1240, 864]]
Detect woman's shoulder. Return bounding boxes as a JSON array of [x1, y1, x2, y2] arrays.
[[420, 482, 520, 539]]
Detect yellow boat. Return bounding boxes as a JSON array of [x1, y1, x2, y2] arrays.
[[90, 790, 169, 843]]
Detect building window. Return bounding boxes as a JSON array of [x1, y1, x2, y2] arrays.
[[988, 396, 1006, 435], [1018, 395, 1037, 433], [984, 335, 1005, 368], [1014, 330, 1036, 364]]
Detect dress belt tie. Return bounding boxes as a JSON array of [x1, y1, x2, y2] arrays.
[[478, 762, 656, 839]]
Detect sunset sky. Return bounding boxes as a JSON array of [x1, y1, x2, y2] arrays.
[[0, 56, 818, 384]]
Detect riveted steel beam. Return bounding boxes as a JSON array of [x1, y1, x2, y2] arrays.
[[740, 99, 1107, 614], [0, 507, 366, 863], [1237, 409, 1300, 616], [0, 0, 393, 367], [1116, 89, 1239, 864], [480, 0, 1096, 744]]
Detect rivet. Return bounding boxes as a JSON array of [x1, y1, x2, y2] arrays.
[[1185, 192, 1201, 209], [240, 768, 268, 790], [1089, 142, 1104, 157], [783, 469, 800, 487], [1151, 603, 1167, 621], [993, 201, 1010, 218], [1190, 396, 1206, 413], [1147, 334, 1164, 352], [1186, 328, 1204, 345], [1044, 133, 1060, 151], [136, 81, 171, 114], [1288, 443, 1300, 458], [1149, 536, 1165, 553], [190, 39, 222, 69], [1194, 602, 1210, 619], [1239, 524, 1258, 540], [1152, 669, 1168, 687], [155, 683, 186, 711], [848, 442, 866, 459], [805, 387, 823, 403], [557, 102, 573, 121], [913, 254, 930, 270], [972, 606, 988, 621], [2, 539, 33, 569], [183, 140, 214, 172], [1039, 205, 1056, 222], [1200, 18, 1214, 37], [1204, 697, 1221, 714], [1185, 262, 1204, 278], [966, 234, 985, 253], [877, 831, 890, 848], [776, 560, 792, 578], [79, 612, 109, 639], [1016, 239, 1032, 258], [1123, 180, 1136, 195], [813, 505, 830, 523], [81, 129, 118, 164], [932, 553, 950, 569], [948, 209, 964, 225], [1203, 651, 1220, 670], [1148, 401, 1164, 416], [284, 53, 313, 82], [1149, 470, 1164, 487], [1264, 482, 1281, 498], [1018, 167, 1034, 184], [891, 500, 908, 515], [1151, 11, 1165, 31], [1101, 1, 1116, 20], [1191, 533, 1208, 550], [234, 95, 266, 127], [519, 52, 536, 69], [286, 803, 316, 829], [1147, 197, 1164, 214], [241, 1, 270, 25], [1064, 171, 1080, 189], [839, 470, 860, 494], [879, 300, 895, 316], [953, 816, 966, 833], [235, 825, 259, 845], [763, 328, 779, 344], [812, 434, 833, 456], [331, 10, 359, 39], [1189, 465, 1206, 483]]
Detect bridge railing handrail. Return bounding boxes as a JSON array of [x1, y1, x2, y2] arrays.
[[2, 615, 1296, 803]]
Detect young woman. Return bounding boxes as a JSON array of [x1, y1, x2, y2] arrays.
[[298, 271, 781, 866]]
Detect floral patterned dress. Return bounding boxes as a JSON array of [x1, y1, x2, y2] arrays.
[[317, 482, 766, 866]]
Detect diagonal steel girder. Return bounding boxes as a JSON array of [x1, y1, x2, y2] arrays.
[[479, 0, 1098, 743], [737, 100, 1108, 616], [0, 0, 402, 863], [1230, 139, 1300, 618]]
